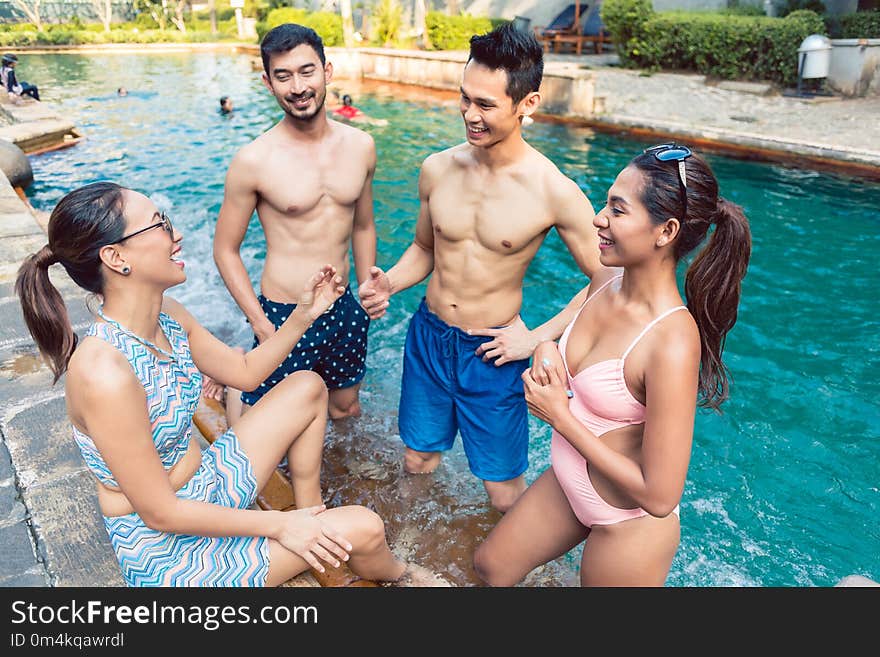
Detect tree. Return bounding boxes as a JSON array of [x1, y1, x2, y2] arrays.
[[209, 0, 218, 35], [168, 0, 188, 33], [89, 0, 113, 32], [340, 0, 355, 47], [9, 0, 43, 32], [446, 0, 458, 14]]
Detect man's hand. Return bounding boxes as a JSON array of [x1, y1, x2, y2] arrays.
[[251, 318, 276, 345], [358, 266, 392, 320], [298, 265, 346, 322], [469, 316, 538, 366]]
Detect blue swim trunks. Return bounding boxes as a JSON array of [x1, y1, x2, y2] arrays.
[[398, 298, 530, 482], [241, 285, 369, 406]]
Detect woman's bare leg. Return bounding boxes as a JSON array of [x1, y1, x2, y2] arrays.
[[580, 514, 680, 587], [264, 505, 406, 586], [232, 370, 327, 508], [474, 468, 589, 587]]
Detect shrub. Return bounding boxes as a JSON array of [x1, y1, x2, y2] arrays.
[[779, 0, 826, 18], [371, 0, 403, 47], [601, 0, 655, 67], [615, 10, 826, 86], [425, 11, 493, 50], [829, 10, 880, 38], [259, 8, 342, 46]]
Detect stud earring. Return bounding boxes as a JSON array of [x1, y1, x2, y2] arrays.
[[121, 265, 131, 275]]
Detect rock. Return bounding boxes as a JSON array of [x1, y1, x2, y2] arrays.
[[0, 139, 32, 189]]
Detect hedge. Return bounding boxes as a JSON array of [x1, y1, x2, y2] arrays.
[[828, 10, 880, 38], [256, 8, 343, 46], [425, 11, 493, 50], [602, 0, 827, 86]]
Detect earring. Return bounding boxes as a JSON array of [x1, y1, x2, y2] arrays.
[[121, 265, 131, 275]]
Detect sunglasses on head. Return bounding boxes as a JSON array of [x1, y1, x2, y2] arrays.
[[644, 143, 692, 219], [117, 211, 175, 243]]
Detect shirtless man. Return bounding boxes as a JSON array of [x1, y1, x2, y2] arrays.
[[359, 23, 604, 512], [214, 23, 376, 419]]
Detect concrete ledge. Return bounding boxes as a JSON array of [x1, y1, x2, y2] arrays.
[[0, 98, 82, 155]]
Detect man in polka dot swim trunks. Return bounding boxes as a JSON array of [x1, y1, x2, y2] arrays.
[[214, 24, 375, 419]]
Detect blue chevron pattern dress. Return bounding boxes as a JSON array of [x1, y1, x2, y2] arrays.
[[72, 311, 270, 587]]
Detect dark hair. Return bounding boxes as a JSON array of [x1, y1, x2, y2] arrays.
[[2, 53, 18, 64], [630, 150, 752, 411], [342, 94, 352, 105], [467, 22, 543, 104], [15, 182, 127, 382], [219, 95, 229, 106], [260, 23, 325, 75]]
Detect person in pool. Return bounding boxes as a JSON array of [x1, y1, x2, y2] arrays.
[[357, 22, 608, 512], [15, 181, 446, 587], [332, 94, 388, 127], [214, 23, 378, 421], [473, 145, 752, 586]]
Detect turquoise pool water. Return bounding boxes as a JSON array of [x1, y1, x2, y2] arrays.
[[25, 52, 880, 587]]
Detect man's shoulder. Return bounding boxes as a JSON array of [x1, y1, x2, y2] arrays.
[[331, 118, 374, 148], [525, 146, 581, 198], [423, 143, 468, 170]]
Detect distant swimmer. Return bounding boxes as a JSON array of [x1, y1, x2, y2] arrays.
[[117, 87, 128, 97], [332, 94, 388, 127], [219, 95, 233, 114]]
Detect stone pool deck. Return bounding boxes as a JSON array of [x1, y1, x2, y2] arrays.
[[0, 47, 878, 588]]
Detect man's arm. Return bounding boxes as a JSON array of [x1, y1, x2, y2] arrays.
[[358, 154, 440, 318], [472, 172, 613, 365], [351, 137, 377, 288], [213, 148, 275, 343]]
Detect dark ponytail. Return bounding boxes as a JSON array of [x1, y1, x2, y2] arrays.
[[631, 151, 751, 411], [14, 182, 127, 383], [684, 197, 751, 410]]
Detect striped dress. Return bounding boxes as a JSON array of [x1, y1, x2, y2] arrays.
[[73, 312, 270, 587]]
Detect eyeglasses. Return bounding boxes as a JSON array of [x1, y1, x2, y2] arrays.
[[117, 212, 174, 243], [644, 143, 692, 219]]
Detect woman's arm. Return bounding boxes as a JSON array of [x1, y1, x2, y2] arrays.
[[523, 319, 699, 516], [164, 265, 344, 391], [69, 349, 350, 571]]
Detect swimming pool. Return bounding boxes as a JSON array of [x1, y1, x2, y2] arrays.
[[25, 51, 880, 587]]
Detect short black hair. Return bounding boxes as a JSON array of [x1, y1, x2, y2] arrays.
[[467, 22, 543, 104], [342, 94, 352, 105], [2, 53, 18, 64], [219, 95, 229, 106], [260, 23, 325, 75]]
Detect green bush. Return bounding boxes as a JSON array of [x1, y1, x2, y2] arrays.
[[830, 10, 880, 38], [425, 11, 493, 50], [258, 8, 342, 46], [600, 0, 655, 67], [371, 0, 403, 47], [614, 9, 826, 86], [779, 0, 826, 18]]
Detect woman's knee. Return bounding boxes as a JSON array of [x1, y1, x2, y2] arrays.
[[280, 370, 327, 405], [473, 542, 517, 587], [348, 507, 388, 554]]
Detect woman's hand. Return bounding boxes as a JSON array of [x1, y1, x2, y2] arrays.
[[297, 265, 346, 322], [522, 363, 573, 429], [470, 315, 537, 366], [275, 505, 353, 574], [530, 341, 567, 386]]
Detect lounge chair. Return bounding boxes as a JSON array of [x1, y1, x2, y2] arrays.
[[534, 4, 583, 52], [552, 3, 613, 55]]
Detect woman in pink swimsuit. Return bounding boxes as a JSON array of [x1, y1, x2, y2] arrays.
[[474, 145, 752, 586]]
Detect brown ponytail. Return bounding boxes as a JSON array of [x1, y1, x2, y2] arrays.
[[14, 182, 127, 383], [631, 151, 752, 411], [15, 245, 75, 383], [684, 197, 751, 410]]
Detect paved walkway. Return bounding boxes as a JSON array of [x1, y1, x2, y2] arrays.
[[546, 52, 880, 176]]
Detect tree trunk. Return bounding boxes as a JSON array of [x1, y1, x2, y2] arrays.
[[446, 0, 459, 15], [340, 0, 355, 47], [209, 0, 217, 35], [103, 0, 111, 32], [11, 0, 43, 32]]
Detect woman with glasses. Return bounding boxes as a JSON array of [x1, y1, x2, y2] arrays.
[[15, 182, 444, 587], [474, 145, 751, 586]]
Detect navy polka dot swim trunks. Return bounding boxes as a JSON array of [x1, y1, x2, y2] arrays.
[[240, 285, 369, 406]]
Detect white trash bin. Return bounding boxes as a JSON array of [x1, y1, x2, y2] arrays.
[[798, 34, 832, 79]]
